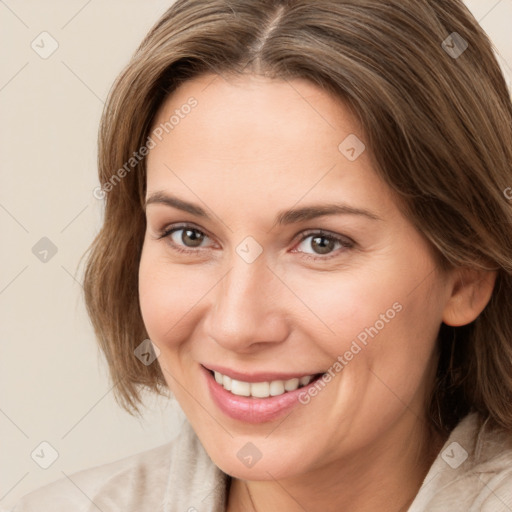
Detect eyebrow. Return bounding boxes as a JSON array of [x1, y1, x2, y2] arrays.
[[145, 191, 381, 225]]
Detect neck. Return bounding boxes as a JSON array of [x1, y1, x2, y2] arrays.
[[227, 415, 448, 512]]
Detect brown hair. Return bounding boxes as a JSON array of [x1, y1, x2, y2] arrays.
[[83, 0, 512, 434]]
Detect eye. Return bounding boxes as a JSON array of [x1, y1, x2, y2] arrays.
[[293, 230, 354, 259], [157, 224, 354, 260], [158, 223, 214, 253]]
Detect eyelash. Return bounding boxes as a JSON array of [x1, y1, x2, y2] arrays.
[[157, 223, 355, 261]]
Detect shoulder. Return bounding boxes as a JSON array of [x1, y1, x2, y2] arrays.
[[468, 414, 512, 510], [10, 422, 228, 512], [410, 412, 512, 512], [10, 441, 174, 512]]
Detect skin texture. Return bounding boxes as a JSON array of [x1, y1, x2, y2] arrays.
[[138, 73, 496, 512]]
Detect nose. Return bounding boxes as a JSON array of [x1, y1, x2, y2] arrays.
[[204, 251, 290, 353]]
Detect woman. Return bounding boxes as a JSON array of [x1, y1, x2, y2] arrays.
[[12, 0, 512, 510]]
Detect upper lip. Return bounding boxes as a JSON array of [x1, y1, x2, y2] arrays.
[[202, 364, 322, 383]]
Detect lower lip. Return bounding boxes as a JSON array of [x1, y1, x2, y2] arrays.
[[202, 366, 320, 424]]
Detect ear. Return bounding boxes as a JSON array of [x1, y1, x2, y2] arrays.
[[442, 267, 497, 327]]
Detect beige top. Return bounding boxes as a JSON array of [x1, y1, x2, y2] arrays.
[[8, 412, 512, 512]]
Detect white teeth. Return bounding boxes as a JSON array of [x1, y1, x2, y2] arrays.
[[299, 375, 312, 386], [231, 379, 251, 397], [250, 381, 270, 398], [284, 378, 300, 391], [212, 371, 316, 398], [269, 380, 285, 396]]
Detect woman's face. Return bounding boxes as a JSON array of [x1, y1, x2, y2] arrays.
[[139, 73, 454, 480]]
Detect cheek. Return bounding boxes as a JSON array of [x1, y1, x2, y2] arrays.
[[300, 259, 443, 377], [138, 244, 185, 344], [285, 267, 402, 355], [340, 275, 443, 414], [137, 242, 214, 348]]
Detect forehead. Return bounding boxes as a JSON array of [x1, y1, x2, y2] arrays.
[[149, 72, 359, 159], [145, 72, 396, 223]]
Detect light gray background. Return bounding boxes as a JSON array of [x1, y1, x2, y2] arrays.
[[1, 0, 511, 507]]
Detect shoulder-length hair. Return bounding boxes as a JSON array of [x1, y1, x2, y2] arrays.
[[83, 0, 512, 434]]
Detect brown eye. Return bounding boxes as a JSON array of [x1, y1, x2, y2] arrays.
[[178, 228, 205, 247], [295, 231, 354, 259], [310, 235, 336, 255], [160, 225, 212, 251]]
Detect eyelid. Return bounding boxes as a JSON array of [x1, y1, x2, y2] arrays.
[[295, 228, 354, 245]]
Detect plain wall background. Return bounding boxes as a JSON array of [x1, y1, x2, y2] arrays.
[[1, 0, 511, 507]]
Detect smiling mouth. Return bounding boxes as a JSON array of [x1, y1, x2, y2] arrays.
[[209, 370, 324, 398]]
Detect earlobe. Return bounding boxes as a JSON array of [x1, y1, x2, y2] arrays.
[[442, 268, 497, 327]]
